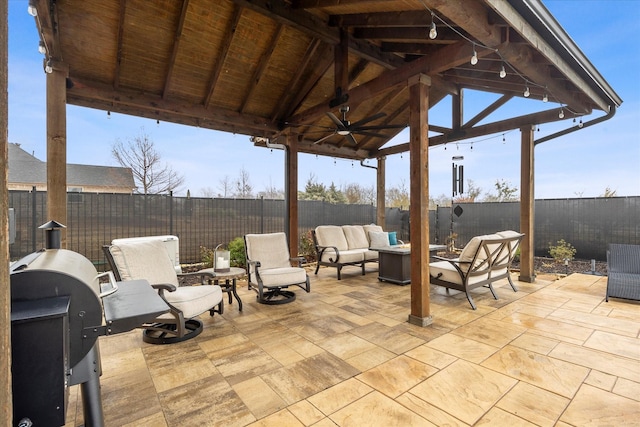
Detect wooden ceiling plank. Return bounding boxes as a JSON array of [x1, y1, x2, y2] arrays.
[[162, 0, 190, 99], [204, 6, 243, 108], [293, 0, 384, 9], [331, 11, 431, 27], [240, 24, 285, 113], [232, 0, 404, 68], [271, 38, 321, 121]]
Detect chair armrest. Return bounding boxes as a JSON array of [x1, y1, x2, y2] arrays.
[[316, 245, 340, 262], [290, 256, 306, 267], [430, 256, 470, 278], [151, 282, 177, 300]]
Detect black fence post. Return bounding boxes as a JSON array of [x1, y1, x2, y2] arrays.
[[260, 196, 264, 233], [169, 191, 173, 235], [31, 186, 37, 252]]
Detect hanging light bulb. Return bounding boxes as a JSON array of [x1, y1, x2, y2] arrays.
[[27, 0, 37, 16], [470, 45, 478, 65], [558, 108, 565, 119], [542, 93, 548, 103], [578, 119, 583, 128], [429, 13, 437, 39], [38, 41, 46, 55], [107, 111, 111, 119], [524, 86, 530, 97], [44, 60, 53, 74], [499, 64, 506, 79], [502, 134, 506, 143]]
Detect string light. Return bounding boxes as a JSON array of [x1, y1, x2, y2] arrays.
[[502, 134, 506, 143], [524, 86, 530, 97], [38, 41, 46, 55], [470, 44, 478, 65], [27, 0, 37, 16], [542, 93, 548, 103], [44, 60, 52, 74], [499, 64, 507, 79], [107, 111, 111, 119], [428, 13, 437, 39], [578, 118, 583, 128], [558, 108, 565, 119]]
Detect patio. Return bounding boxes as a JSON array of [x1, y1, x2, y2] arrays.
[[65, 267, 639, 426]]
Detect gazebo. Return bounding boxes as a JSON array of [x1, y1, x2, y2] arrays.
[[24, 0, 622, 324], [0, 0, 624, 420]]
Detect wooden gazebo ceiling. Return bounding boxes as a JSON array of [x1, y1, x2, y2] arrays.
[[33, 0, 620, 160]]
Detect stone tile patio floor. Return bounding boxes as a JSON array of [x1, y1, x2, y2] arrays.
[[65, 265, 640, 426]]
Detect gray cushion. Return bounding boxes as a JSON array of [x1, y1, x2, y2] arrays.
[[369, 231, 390, 248], [315, 225, 349, 251], [342, 225, 369, 250]]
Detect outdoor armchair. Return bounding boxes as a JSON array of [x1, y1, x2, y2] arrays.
[[103, 239, 223, 344], [606, 243, 640, 302], [244, 232, 310, 304]]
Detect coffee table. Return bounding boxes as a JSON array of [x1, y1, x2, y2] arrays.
[[372, 244, 446, 285], [201, 267, 245, 311]]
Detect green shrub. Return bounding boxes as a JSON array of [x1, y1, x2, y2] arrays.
[[228, 237, 246, 268], [549, 239, 576, 263], [200, 245, 215, 268]]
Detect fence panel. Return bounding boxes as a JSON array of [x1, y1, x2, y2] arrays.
[[9, 191, 639, 266]]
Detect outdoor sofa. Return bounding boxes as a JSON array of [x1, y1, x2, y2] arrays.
[[312, 224, 401, 280], [429, 230, 524, 309]]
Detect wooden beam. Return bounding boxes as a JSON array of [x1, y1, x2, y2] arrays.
[[374, 106, 578, 157], [335, 28, 349, 94], [407, 74, 432, 327], [519, 125, 536, 282], [114, 0, 127, 89], [463, 94, 512, 128], [67, 77, 280, 135], [285, 133, 299, 259], [288, 40, 473, 125], [46, 61, 69, 247], [162, 0, 190, 99], [330, 11, 431, 27]]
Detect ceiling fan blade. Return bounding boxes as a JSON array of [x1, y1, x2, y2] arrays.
[[346, 133, 358, 145], [353, 123, 408, 131], [349, 112, 386, 128], [312, 132, 337, 145], [326, 112, 347, 131]]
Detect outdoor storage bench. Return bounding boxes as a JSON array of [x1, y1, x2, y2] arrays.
[[429, 230, 524, 309], [606, 243, 640, 302], [312, 224, 397, 280]]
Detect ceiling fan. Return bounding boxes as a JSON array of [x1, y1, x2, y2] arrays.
[[312, 105, 407, 145]]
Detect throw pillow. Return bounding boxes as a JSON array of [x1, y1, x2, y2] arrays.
[[369, 231, 390, 248], [388, 231, 398, 246]]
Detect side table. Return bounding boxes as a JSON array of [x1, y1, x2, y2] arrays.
[[201, 267, 245, 311]]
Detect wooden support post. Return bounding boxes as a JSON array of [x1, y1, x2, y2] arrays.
[[376, 156, 385, 227], [46, 61, 68, 247], [1, 0, 12, 421], [407, 74, 433, 327], [519, 125, 536, 282], [285, 134, 299, 259]]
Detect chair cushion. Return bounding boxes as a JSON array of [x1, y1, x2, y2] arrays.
[[245, 232, 291, 269], [157, 284, 223, 320], [342, 225, 369, 250], [109, 240, 179, 287], [363, 249, 379, 261], [363, 224, 384, 244], [315, 226, 349, 251], [258, 266, 308, 287], [430, 261, 489, 285], [369, 231, 390, 248]]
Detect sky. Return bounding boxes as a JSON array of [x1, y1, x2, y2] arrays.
[[7, 0, 640, 200]]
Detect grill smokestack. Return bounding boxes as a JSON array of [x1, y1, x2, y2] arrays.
[[39, 220, 66, 249]]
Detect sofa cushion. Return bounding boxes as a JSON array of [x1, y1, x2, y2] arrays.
[[369, 231, 390, 248], [342, 225, 369, 250], [315, 225, 349, 251], [430, 261, 489, 285], [363, 249, 379, 261], [319, 248, 365, 263], [363, 224, 384, 244]]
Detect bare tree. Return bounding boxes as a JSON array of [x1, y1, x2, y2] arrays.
[[234, 167, 253, 198], [112, 128, 184, 194], [217, 176, 233, 198], [386, 179, 410, 208], [200, 186, 216, 197]]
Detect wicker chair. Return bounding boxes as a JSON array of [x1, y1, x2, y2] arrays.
[[606, 243, 640, 302]]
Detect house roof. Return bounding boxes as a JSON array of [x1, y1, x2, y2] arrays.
[[8, 143, 135, 190], [31, 0, 621, 160]]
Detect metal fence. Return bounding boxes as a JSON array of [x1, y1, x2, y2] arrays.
[[9, 190, 639, 267]]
